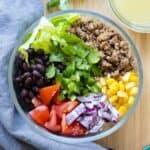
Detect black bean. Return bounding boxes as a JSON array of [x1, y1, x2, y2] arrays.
[[25, 77, 32, 86], [20, 89, 28, 98], [32, 76, 37, 83], [19, 83, 23, 87], [18, 55, 24, 60], [16, 57, 23, 66], [15, 77, 22, 83], [36, 49, 44, 56], [22, 62, 29, 71], [32, 70, 41, 78], [27, 48, 34, 55], [45, 81, 51, 86], [20, 75, 25, 80], [31, 64, 36, 70], [37, 78, 44, 87], [36, 64, 45, 73], [17, 70, 23, 76], [35, 58, 43, 64], [32, 86, 39, 93], [42, 55, 49, 61], [24, 98, 31, 104], [28, 91, 34, 99], [22, 72, 31, 79]]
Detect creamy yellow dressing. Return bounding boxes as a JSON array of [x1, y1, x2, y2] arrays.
[[112, 0, 150, 25]]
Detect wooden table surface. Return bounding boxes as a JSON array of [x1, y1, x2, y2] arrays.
[[44, 0, 150, 149]]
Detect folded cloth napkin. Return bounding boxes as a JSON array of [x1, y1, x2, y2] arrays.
[[0, 0, 107, 150]]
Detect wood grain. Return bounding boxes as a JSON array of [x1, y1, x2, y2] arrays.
[[44, 0, 150, 149]]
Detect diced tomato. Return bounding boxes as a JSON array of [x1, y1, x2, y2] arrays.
[[54, 101, 79, 118], [29, 105, 49, 125], [61, 114, 85, 136], [32, 97, 42, 107], [39, 84, 60, 105], [44, 106, 61, 132]]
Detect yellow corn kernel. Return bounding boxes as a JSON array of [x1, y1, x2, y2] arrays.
[[125, 82, 136, 90], [100, 78, 106, 86], [123, 96, 128, 104], [113, 103, 120, 109], [122, 72, 131, 82], [115, 104, 120, 110], [101, 86, 107, 94], [119, 81, 125, 91], [128, 96, 135, 106], [129, 74, 139, 83], [118, 98, 124, 105], [109, 82, 119, 91], [129, 87, 138, 96], [106, 78, 115, 85], [107, 88, 117, 96], [117, 91, 128, 98], [118, 106, 127, 116], [109, 95, 118, 103]]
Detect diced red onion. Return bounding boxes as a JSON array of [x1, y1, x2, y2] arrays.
[[88, 119, 104, 133], [69, 93, 120, 133], [98, 110, 103, 118], [100, 95, 107, 102], [79, 115, 94, 129], [77, 93, 102, 104], [85, 108, 97, 115], [111, 117, 118, 123], [102, 112, 112, 121], [84, 102, 94, 109], [76, 116, 83, 121], [108, 104, 120, 119], [66, 103, 86, 125]]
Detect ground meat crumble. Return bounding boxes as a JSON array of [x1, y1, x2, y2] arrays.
[[69, 16, 135, 77]]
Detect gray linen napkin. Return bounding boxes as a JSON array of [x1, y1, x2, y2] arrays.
[[0, 0, 107, 150]]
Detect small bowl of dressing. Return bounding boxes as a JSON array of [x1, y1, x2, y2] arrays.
[[108, 0, 150, 33]]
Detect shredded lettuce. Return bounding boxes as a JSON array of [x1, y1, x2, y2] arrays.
[[18, 17, 54, 62]]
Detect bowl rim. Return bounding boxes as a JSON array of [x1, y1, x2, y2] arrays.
[[108, 0, 150, 33], [8, 9, 143, 143]]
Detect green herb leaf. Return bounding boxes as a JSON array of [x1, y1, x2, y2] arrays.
[[63, 61, 75, 76], [87, 50, 101, 64], [70, 72, 80, 82], [76, 60, 90, 70], [68, 82, 79, 94], [49, 52, 64, 62], [91, 65, 101, 76], [47, 0, 60, 9], [46, 64, 56, 79], [68, 94, 77, 101], [61, 45, 76, 55]]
